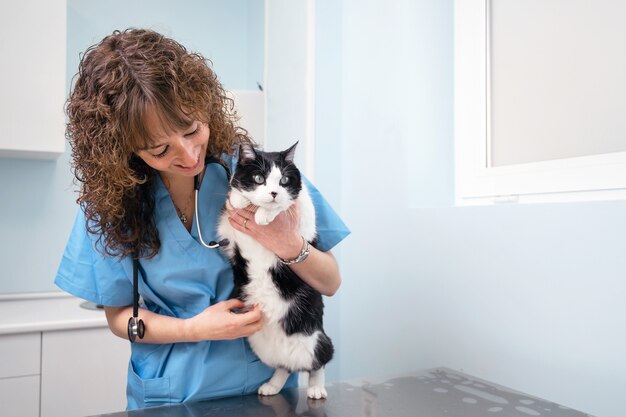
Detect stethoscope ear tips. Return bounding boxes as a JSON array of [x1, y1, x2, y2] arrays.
[[127, 316, 145, 342]]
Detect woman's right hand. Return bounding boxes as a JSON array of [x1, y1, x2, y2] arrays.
[[184, 299, 263, 342]]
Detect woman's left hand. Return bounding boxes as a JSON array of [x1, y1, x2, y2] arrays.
[[227, 202, 303, 260], [226, 198, 342, 297]]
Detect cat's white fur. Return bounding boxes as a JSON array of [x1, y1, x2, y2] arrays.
[[217, 165, 328, 399]]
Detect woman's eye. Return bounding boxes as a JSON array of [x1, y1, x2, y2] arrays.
[[184, 126, 200, 137], [253, 174, 265, 184], [280, 176, 290, 185], [153, 145, 170, 158]]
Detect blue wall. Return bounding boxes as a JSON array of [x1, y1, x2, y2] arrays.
[[0, 0, 263, 294], [67, 0, 264, 91]]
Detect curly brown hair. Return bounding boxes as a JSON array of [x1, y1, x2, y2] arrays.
[[67, 28, 252, 259]]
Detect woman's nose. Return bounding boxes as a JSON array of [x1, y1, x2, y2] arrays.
[[178, 138, 197, 164]]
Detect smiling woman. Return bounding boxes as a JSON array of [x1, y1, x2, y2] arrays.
[[54, 27, 349, 410], [66, 29, 245, 258], [136, 118, 208, 177], [134, 117, 210, 230]]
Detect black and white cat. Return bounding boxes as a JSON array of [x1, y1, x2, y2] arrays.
[[217, 142, 334, 399]]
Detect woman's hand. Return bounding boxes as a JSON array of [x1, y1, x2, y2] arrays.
[[184, 299, 263, 342], [226, 200, 342, 297], [227, 202, 303, 260]]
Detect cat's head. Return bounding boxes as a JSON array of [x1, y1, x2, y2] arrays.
[[230, 142, 302, 210]]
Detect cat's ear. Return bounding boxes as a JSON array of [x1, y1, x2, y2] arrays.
[[282, 141, 299, 163], [239, 143, 257, 163]]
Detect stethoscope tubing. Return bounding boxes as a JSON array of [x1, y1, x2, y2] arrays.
[[128, 158, 229, 342], [194, 188, 228, 249]]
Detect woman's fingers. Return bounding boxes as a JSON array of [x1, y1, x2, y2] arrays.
[[221, 298, 245, 311], [240, 307, 264, 335], [227, 204, 258, 234], [231, 304, 264, 336], [228, 215, 252, 234], [234, 304, 262, 322], [188, 300, 264, 341], [224, 300, 262, 324], [227, 204, 256, 219]]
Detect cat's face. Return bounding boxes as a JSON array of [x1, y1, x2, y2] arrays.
[[231, 142, 302, 211]]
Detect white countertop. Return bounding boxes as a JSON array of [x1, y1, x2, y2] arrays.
[[0, 292, 108, 335]]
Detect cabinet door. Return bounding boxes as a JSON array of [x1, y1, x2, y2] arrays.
[[0, 0, 66, 158], [0, 376, 40, 417], [40, 327, 130, 417], [0, 333, 40, 378]]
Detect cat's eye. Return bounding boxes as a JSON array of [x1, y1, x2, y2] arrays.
[[280, 175, 290, 185], [253, 174, 265, 184]]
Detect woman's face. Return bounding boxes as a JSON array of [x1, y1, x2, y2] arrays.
[[135, 110, 209, 179]]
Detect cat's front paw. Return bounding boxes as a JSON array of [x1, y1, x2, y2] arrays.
[[258, 382, 282, 396], [254, 208, 279, 226], [307, 385, 328, 400]]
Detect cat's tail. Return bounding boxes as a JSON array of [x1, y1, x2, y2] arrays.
[[312, 331, 334, 370]]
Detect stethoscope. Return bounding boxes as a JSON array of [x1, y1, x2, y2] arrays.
[[127, 157, 231, 342]]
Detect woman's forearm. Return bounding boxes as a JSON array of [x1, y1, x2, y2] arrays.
[[288, 248, 341, 296], [103, 299, 264, 344], [104, 305, 192, 344]]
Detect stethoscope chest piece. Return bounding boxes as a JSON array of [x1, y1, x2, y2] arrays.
[[127, 316, 145, 342]]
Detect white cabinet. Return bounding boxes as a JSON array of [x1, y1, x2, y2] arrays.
[[41, 328, 129, 417], [0, 333, 41, 417], [0, 295, 130, 417], [0, 0, 66, 159]]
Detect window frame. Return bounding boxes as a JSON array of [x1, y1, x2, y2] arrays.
[[454, 0, 626, 206]]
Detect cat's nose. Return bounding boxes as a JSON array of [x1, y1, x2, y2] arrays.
[[270, 192, 277, 199]]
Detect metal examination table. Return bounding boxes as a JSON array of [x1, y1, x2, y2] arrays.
[[90, 367, 594, 417]]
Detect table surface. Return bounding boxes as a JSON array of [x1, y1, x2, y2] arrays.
[[90, 367, 594, 417]]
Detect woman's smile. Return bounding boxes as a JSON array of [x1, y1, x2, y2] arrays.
[[176, 154, 203, 173]]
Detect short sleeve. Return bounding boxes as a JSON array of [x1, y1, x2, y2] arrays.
[[54, 208, 133, 307], [303, 177, 350, 252]]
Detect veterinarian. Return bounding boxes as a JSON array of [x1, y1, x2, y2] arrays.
[[54, 29, 349, 409]]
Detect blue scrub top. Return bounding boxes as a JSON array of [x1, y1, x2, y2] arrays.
[[54, 159, 350, 409]]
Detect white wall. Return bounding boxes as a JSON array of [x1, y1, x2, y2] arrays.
[[315, 1, 626, 417]]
